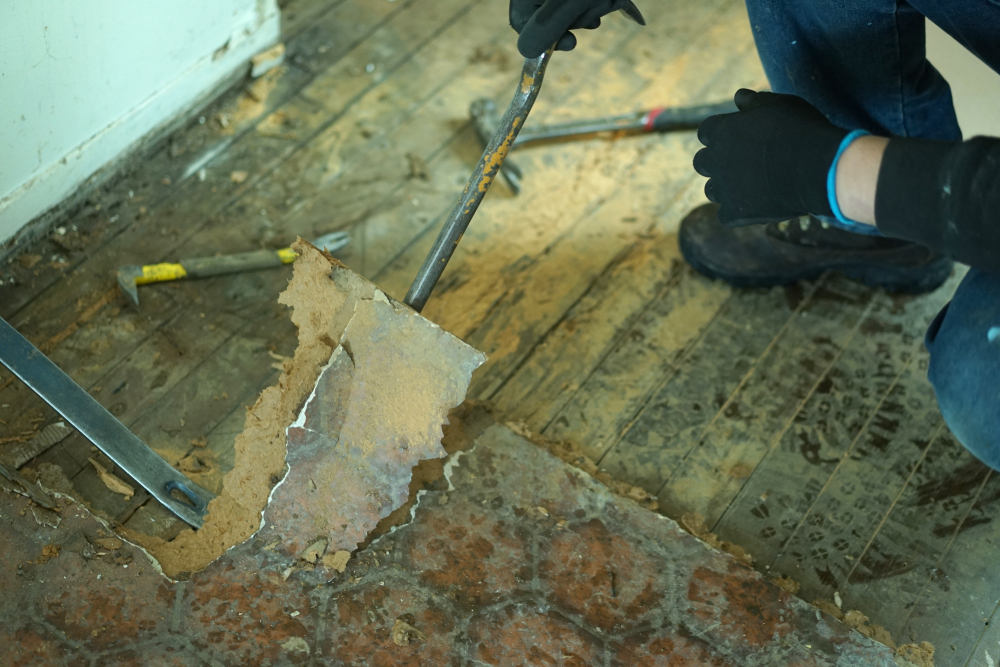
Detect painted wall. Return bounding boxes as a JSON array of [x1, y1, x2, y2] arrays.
[[927, 22, 1000, 138], [0, 0, 280, 245]]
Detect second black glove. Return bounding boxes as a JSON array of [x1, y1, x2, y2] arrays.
[[693, 89, 849, 227]]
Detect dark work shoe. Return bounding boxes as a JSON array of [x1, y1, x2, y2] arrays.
[[678, 203, 953, 294]]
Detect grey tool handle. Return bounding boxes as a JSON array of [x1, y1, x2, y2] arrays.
[[0, 317, 215, 528], [514, 99, 738, 145], [181, 249, 288, 278], [405, 51, 553, 311]]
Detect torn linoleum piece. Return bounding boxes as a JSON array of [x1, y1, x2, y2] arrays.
[[262, 291, 486, 558], [127, 239, 484, 578]]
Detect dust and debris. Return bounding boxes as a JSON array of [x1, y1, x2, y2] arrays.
[[813, 598, 844, 621], [281, 637, 310, 655], [230, 171, 249, 184], [88, 458, 134, 500], [811, 598, 934, 661], [770, 575, 800, 594], [406, 153, 430, 180], [0, 421, 73, 469], [728, 462, 753, 479], [37, 462, 76, 496], [31, 506, 61, 529], [322, 550, 350, 573], [895, 642, 935, 667], [843, 609, 895, 649], [505, 420, 658, 511], [391, 619, 426, 646], [250, 43, 285, 78], [38, 544, 60, 563], [680, 513, 753, 566], [17, 254, 41, 269], [468, 44, 511, 70], [833, 590, 843, 609], [300, 538, 327, 564], [95, 537, 124, 550], [268, 350, 292, 372], [178, 454, 209, 474], [189, 437, 208, 448]]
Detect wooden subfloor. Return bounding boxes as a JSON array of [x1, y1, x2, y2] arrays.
[[1, 0, 996, 664]]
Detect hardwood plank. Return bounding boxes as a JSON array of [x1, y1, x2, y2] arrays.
[[964, 600, 1000, 667], [595, 281, 819, 493], [280, 0, 346, 41], [836, 429, 992, 640], [756, 359, 942, 588], [896, 472, 1000, 665], [712, 280, 958, 565], [653, 276, 877, 523], [489, 186, 731, 433]]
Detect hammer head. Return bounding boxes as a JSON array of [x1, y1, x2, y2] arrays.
[[117, 265, 143, 309]]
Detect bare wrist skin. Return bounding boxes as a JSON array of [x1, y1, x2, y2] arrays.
[[834, 135, 889, 226]]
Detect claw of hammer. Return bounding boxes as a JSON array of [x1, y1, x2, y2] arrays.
[[117, 265, 144, 309]]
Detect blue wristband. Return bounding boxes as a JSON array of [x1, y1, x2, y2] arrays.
[[826, 129, 873, 233]]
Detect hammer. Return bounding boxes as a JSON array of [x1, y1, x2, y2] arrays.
[[470, 98, 738, 194], [117, 231, 350, 308]]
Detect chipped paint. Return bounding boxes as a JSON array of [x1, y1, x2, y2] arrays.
[[521, 73, 535, 94], [477, 117, 522, 193]]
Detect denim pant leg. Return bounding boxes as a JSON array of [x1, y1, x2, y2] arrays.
[[925, 269, 1000, 470], [744, 0, 976, 140]]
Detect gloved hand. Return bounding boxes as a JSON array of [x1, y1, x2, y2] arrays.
[[693, 89, 850, 226], [510, 0, 645, 59]]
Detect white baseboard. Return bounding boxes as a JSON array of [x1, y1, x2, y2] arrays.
[[0, 4, 280, 246]]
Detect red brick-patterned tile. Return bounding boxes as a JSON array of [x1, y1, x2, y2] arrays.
[[184, 549, 313, 666], [3, 624, 86, 667], [610, 624, 741, 667], [467, 602, 604, 666], [396, 489, 534, 610], [538, 517, 666, 636], [320, 575, 461, 666], [94, 645, 191, 667], [685, 563, 795, 648]]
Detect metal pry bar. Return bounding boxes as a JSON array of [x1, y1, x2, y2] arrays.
[[0, 317, 215, 528], [404, 51, 553, 312]]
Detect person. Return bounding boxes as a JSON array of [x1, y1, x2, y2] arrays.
[[507, 0, 1000, 467]]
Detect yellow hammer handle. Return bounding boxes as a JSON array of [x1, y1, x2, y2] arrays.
[[134, 263, 187, 285]]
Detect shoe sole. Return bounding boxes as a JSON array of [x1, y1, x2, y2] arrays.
[[679, 234, 954, 295]]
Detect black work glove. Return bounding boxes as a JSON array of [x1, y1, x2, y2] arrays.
[[510, 0, 645, 58], [693, 89, 849, 226]]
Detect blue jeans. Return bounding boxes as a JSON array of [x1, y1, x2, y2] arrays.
[[746, 0, 1000, 467]]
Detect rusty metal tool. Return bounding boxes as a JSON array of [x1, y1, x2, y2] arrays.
[[470, 98, 738, 194], [0, 316, 214, 528], [404, 52, 553, 311], [117, 231, 350, 307]]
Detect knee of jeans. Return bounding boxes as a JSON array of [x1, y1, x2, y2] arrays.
[[927, 322, 1000, 470]]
